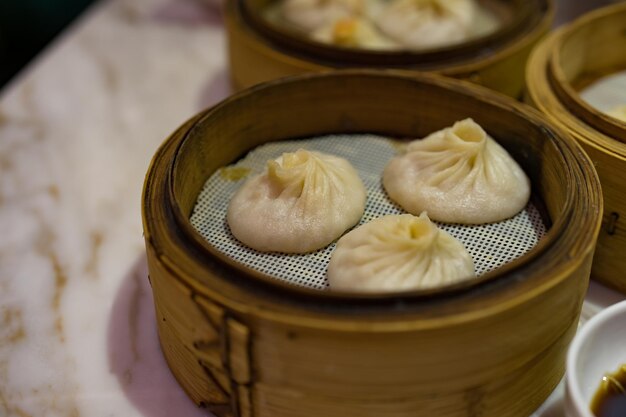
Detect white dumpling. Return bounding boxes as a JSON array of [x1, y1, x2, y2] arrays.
[[281, 0, 363, 32], [327, 213, 475, 292], [375, 0, 476, 49], [383, 118, 531, 224], [227, 149, 366, 253], [311, 16, 399, 49], [608, 104, 626, 123]]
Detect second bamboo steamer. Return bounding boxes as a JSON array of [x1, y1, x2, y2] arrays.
[[226, 0, 553, 97], [526, 2, 626, 294]]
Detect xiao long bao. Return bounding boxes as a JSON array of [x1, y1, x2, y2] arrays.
[[327, 213, 476, 292], [383, 118, 531, 224], [375, 0, 477, 49], [227, 149, 367, 253], [277, 0, 497, 50]]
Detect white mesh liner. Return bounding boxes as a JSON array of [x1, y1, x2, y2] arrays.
[[190, 134, 547, 291]]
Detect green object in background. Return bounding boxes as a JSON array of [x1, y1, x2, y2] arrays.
[[0, 0, 94, 88]]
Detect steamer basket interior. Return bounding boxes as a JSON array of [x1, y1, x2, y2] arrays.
[[189, 134, 547, 293], [169, 72, 573, 300], [238, 0, 542, 67], [226, 0, 553, 97]]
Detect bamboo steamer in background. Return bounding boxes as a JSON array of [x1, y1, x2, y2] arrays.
[[142, 71, 601, 417], [226, 0, 553, 98], [526, 2, 626, 294]]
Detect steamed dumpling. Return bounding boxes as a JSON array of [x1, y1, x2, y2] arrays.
[[281, 0, 363, 32], [383, 118, 530, 224], [311, 17, 398, 49], [608, 104, 626, 123], [327, 213, 475, 292], [227, 149, 366, 253], [375, 0, 476, 49]]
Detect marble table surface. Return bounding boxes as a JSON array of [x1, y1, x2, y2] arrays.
[[0, 1, 624, 417]]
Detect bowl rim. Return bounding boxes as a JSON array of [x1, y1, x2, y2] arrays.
[[566, 299, 626, 417]]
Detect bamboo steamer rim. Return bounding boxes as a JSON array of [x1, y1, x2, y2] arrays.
[[547, 3, 626, 144], [525, 3, 626, 159], [143, 70, 601, 329], [232, 0, 554, 72], [528, 35, 626, 161]]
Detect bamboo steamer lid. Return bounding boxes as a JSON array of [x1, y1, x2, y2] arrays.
[[142, 70, 601, 417], [526, 2, 626, 294], [226, 0, 554, 98]]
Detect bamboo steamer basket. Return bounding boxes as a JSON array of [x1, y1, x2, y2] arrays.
[[226, 0, 554, 98], [142, 70, 602, 417], [526, 2, 626, 294]]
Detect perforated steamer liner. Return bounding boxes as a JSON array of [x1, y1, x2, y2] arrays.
[[190, 134, 546, 291], [142, 71, 602, 417]]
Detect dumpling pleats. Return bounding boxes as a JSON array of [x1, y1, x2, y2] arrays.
[[228, 149, 367, 253], [383, 118, 531, 224], [327, 213, 475, 292]]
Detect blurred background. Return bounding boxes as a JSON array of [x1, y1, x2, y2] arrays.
[[0, 0, 95, 88], [0, 0, 620, 89]]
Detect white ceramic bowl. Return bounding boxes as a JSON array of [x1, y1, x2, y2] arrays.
[[565, 299, 626, 417]]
